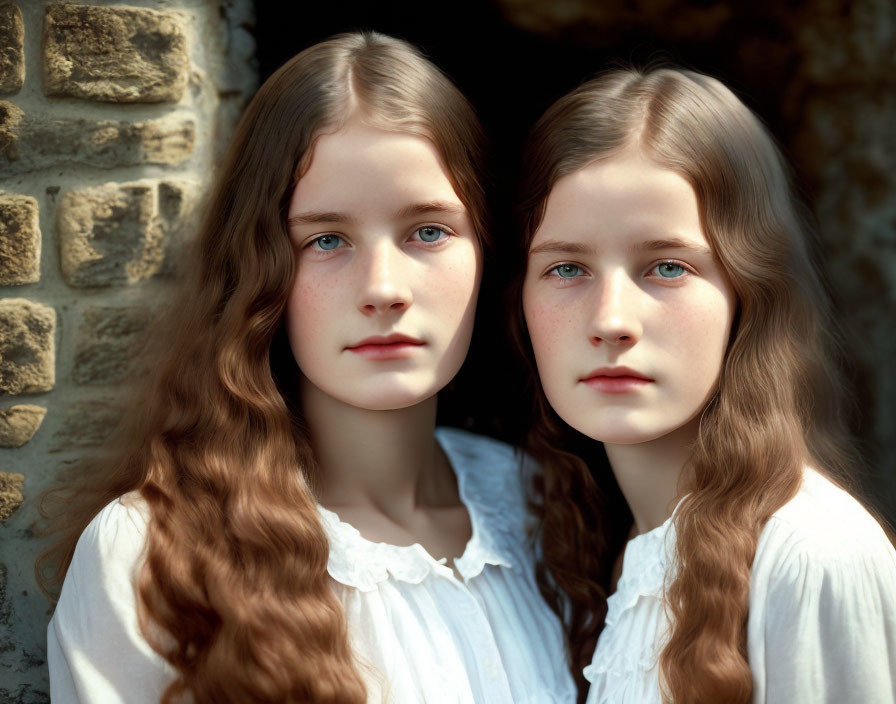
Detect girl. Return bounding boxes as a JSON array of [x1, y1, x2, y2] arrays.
[[42, 32, 575, 703], [514, 67, 896, 703]]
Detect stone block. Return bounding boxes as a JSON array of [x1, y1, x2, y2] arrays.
[[0, 299, 55, 395], [43, 4, 189, 103], [52, 399, 119, 449], [797, 0, 896, 85], [0, 405, 46, 447], [0, 100, 22, 160], [0, 3, 24, 94], [0, 471, 24, 522], [57, 182, 160, 287], [2, 109, 196, 174], [0, 194, 40, 285], [57, 180, 197, 287], [73, 306, 153, 385], [495, 0, 732, 43]]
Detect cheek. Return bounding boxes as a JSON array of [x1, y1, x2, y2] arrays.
[[660, 287, 734, 377], [429, 243, 481, 321], [285, 269, 335, 363], [523, 288, 574, 371]]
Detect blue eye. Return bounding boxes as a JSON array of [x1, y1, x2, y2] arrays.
[[655, 262, 686, 278], [551, 264, 584, 278], [312, 234, 343, 251], [415, 226, 448, 243]]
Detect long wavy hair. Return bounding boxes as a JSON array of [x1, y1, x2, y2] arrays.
[[511, 67, 874, 702], [38, 31, 488, 703]]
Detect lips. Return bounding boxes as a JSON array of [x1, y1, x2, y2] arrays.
[[346, 333, 425, 360], [580, 366, 653, 393]]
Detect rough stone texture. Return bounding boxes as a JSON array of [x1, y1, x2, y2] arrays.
[[0, 563, 10, 653], [0, 472, 24, 522], [0, 3, 24, 94], [57, 182, 159, 287], [0, 99, 23, 161], [212, 0, 258, 159], [0, 405, 46, 447], [0, 194, 40, 285], [56, 180, 198, 287], [73, 306, 153, 385], [42, 4, 189, 103], [52, 399, 120, 450], [0, 299, 55, 395], [2, 110, 196, 174], [796, 0, 896, 86], [496, 0, 734, 42]]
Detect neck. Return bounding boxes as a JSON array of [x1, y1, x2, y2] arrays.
[[300, 376, 450, 516], [604, 418, 699, 536]]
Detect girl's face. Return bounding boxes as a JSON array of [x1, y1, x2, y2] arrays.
[[285, 120, 482, 411], [522, 148, 737, 445]]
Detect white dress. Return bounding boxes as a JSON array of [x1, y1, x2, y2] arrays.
[[584, 468, 896, 703], [48, 427, 577, 703]]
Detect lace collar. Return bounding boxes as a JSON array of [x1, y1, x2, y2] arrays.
[[319, 427, 520, 592]]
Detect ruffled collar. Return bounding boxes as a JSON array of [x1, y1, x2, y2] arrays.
[[319, 427, 518, 592], [583, 502, 683, 691], [606, 510, 677, 625]]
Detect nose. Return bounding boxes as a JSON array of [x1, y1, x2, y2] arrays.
[[357, 240, 413, 315], [588, 269, 642, 347]]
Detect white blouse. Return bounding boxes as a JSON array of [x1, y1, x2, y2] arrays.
[[48, 427, 576, 703], [584, 468, 896, 704]]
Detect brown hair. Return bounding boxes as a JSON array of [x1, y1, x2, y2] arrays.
[[39, 31, 487, 703], [512, 67, 871, 702]]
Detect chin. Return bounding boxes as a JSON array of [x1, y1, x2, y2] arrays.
[[347, 382, 440, 412], [572, 415, 675, 446]]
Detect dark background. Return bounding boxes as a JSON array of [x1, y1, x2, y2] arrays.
[[253, 0, 896, 522]]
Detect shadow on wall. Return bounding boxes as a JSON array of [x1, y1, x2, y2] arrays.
[[257, 0, 896, 521]]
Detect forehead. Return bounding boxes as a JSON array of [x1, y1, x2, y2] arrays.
[[290, 122, 462, 211], [534, 150, 707, 249]]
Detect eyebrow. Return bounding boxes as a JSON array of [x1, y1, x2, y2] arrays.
[[287, 211, 356, 228], [528, 237, 713, 257], [287, 200, 467, 230], [395, 200, 467, 220], [636, 238, 713, 256], [527, 240, 596, 256]]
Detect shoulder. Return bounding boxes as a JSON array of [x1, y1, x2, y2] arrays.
[[436, 426, 533, 524], [69, 492, 151, 585], [436, 427, 529, 493], [751, 468, 896, 599], [435, 426, 522, 465], [747, 469, 896, 701]]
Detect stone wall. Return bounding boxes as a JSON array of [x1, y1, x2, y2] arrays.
[[0, 1, 257, 700]]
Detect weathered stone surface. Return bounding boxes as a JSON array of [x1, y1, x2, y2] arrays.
[[0, 194, 40, 285], [796, 0, 896, 85], [57, 182, 161, 287], [57, 180, 198, 287], [42, 4, 189, 103], [0, 684, 50, 704], [0, 99, 23, 161], [73, 306, 153, 385], [0, 3, 24, 94], [2, 110, 195, 174], [52, 399, 120, 449], [0, 563, 10, 652], [0, 405, 46, 447], [0, 110, 196, 173], [0, 299, 55, 395], [496, 0, 733, 42], [0, 471, 24, 522]]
